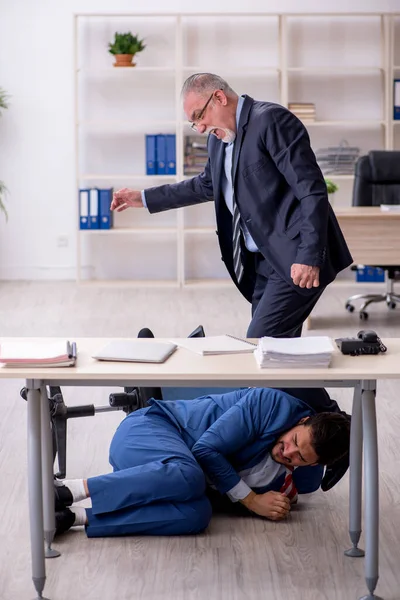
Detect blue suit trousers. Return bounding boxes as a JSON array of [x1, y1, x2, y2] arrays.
[[86, 406, 212, 538]]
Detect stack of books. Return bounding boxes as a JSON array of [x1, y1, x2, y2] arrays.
[[184, 135, 208, 176], [288, 102, 316, 122], [315, 142, 360, 175], [254, 336, 334, 369]]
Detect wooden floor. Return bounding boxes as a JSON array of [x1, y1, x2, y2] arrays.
[[1, 280, 400, 600]]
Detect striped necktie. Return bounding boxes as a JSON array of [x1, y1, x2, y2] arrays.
[[232, 196, 244, 283], [280, 466, 298, 503]]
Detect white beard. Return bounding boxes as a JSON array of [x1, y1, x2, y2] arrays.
[[206, 126, 236, 144]]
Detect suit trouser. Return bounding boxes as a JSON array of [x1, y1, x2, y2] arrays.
[[85, 406, 212, 538], [247, 253, 325, 338]]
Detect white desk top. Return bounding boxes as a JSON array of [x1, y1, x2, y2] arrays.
[[0, 337, 399, 385]]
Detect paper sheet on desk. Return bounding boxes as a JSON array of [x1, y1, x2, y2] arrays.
[[170, 335, 256, 355], [380, 205, 400, 212]]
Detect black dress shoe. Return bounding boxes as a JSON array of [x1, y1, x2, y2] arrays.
[[55, 508, 76, 535], [321, 453, 350, 491], [54, 483, 73, 510]]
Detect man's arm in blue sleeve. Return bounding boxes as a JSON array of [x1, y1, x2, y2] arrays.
[[191, 388, 311, 497]]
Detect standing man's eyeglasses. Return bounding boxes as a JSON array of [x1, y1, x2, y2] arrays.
[[189, 92, 215, 131]]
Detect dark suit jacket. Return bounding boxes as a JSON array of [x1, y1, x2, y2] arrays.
[[145, 96, 353, 302]]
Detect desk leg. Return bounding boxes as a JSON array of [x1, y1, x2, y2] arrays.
[[27, 380, 50, 600], [345, 383, 364, 558], [40, 386, 60, 559], [359, 381, 383, 600]]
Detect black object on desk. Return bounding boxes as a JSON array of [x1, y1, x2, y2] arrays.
[[336, 329, 387, 356]]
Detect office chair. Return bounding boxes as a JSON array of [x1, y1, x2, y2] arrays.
[[20, 324, 206, 478], [345, 150, 400, 321]]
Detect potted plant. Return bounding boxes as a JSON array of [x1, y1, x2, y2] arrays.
[[108, 32, 146, 67], [325, 178, 338, 204], [0, 87, 9, 221]]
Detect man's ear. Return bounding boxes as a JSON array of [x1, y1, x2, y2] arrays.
[[215, 89, 227, 106], [298, 416, 310, 425]]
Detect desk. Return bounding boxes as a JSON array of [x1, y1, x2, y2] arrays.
[[335, 207, 400, 266], [1, 337, 398, 600], [305, 207, 400, 330]]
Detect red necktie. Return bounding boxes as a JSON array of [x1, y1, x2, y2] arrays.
[[280, 467, 298, 502]]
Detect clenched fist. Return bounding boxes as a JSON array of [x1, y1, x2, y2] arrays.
[[291, 263, 320, 289], [110, 188, 144, 212], [241, 490, 291, 521]]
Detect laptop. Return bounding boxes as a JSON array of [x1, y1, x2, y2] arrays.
[[93, 340, 177, 364]]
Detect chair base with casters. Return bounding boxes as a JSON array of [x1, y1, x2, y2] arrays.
[[345, 267, 400, 321]]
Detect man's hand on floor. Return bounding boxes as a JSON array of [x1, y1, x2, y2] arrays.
[[240, 490, 291, 520]]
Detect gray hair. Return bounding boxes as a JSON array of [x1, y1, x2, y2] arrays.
[[181, 73, 236, 99]]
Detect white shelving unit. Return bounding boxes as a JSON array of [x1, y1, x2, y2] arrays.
[[74, 11, 400, 286]]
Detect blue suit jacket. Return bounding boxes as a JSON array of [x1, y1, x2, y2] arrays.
[[145, 96, 352, 302], [149, 388, 313, 495]]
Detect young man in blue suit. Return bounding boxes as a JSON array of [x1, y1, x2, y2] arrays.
[[110, 73, 352, 339], [54, 387, 350, 538]]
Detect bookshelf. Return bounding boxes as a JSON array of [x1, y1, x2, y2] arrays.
[[74, 11, 400, 286]]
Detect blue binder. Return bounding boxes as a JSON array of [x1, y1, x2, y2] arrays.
[[89, 188, 99, 229], [356, 266, 385, 283], [156, 134, 167, 175], [166, 134, 176, 175], [99, 188, 113, 229], [145, 135, 156, 175], [394, 79, 400, 120], [79, 189, 89, 230]]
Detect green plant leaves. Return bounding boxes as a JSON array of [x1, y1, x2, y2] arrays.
[[324, 178, 339, 194], [0, 87, 9, 114], [0, 181, 8, 221], [108, 32, 146, 55]]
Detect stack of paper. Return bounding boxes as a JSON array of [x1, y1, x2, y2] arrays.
[[0, 340, 77, 368], [315, 143, 360, 175], [254, 336, 334, 369]]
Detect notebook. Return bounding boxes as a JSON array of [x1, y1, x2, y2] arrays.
[[93, 340, 177, 364], [170, 335, 257, 356], [0, 340, 77, 368]]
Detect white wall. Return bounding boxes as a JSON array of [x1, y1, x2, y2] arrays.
[[0, 0, 399, 280]]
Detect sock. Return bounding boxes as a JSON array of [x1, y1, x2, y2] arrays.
[[70, 506, 87, 527], [62, 479, 88, 503]]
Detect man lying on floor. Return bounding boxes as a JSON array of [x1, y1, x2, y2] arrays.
[[54, 387, 350, 538]]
